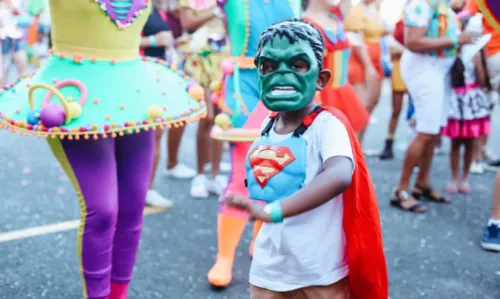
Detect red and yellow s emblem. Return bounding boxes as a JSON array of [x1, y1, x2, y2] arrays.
[[248, 146, 295, 188]]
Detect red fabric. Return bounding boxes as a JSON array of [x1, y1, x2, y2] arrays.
[[394, 19, 405, 45], [303, 16, 369, 133], [305, 106, 388, 299], [316, 84, 369, 132]]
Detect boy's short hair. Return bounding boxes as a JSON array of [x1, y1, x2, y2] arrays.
[[254, 18, 325, 69]]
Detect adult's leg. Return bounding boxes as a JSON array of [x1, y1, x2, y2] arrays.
[[48, 138, 118, 299], [166, 126, 185, 169], [412, 135, 450, 203], [366, 78, 382, 113], [149, 128, 164, 190], [12, 40, 28, 77], [491, 170, 500, 220], [146, 128, 172, 207], [380, 91, 404, 160], [111, 131, 155, 298]]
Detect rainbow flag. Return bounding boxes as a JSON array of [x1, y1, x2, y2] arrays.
[[478, 0, 500, 32]]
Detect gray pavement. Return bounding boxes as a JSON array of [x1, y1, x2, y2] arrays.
[[0, 80, 499, 299]]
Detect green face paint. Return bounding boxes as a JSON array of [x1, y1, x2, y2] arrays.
[[257, 36, 320, 112]]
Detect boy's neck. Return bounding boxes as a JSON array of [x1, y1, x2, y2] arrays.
[[279, 102, 317, 126]]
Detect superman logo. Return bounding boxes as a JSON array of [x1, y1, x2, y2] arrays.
[[248, 146, 295, 188]]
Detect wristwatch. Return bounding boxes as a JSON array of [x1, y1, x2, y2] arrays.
[[264, 201, 284, 223]]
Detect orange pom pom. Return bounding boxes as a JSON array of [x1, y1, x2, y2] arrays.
[[188, 84, 205, 101]]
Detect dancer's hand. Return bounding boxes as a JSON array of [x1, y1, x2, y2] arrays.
[[155, 31, 173, 46], [224, 195, 272, 222]]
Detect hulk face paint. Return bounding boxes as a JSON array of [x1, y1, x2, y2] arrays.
[[257, 36, 320, 112]]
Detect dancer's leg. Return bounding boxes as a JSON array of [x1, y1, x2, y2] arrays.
[[48, 138, 118, 299], [149, 128, 164, 190], [207, 142, 250, 287], [110, 131, 155, 298], [166, 126, 185, 169]]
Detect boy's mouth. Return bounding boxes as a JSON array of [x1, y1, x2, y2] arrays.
[[270, 86, 297, 96]]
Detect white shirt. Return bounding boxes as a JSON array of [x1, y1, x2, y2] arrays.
[[0, 1, 23, 40], [249, 111, 354, 291]]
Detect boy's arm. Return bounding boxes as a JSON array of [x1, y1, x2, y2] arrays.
[[278, 156, 353, 218]]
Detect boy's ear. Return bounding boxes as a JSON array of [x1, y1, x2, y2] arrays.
[[316, 69, 331, 91]]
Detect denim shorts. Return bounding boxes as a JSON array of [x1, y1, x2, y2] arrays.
[[1, 37, 23, 55]]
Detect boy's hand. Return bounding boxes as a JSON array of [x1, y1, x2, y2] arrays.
[[224, 195, 272, 223]]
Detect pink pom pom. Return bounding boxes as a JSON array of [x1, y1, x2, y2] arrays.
[[210, 93, 219, 104], [221, 60, 235, 75]]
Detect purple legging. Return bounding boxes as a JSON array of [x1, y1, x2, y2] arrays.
[[48, 131, 155, 299]]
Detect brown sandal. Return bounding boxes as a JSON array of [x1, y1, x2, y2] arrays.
[[390, 190, 427, 213], [412, 184, 451, 204]]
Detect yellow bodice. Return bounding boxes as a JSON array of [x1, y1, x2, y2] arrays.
[[49, 0, 151, 61]]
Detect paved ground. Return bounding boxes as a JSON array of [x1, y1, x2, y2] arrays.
[[0, 80, 499, 299]]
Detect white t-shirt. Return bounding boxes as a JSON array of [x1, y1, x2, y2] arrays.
[[249, 111, 355, 292]]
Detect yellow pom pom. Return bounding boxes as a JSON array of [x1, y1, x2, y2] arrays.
[[214, 113, 231, 130], [68, 102, 82, 119], [147, 105, 163, 120], [209, 80, 221, 92], [188, 84, 205, 101]]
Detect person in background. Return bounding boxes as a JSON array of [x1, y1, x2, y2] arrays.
[[465, 0, 500, 173], [177, 0, 230, 198], [344, 0, 388, 154], [141, 0, 196, 208], [303, 0, 370, 137], [391, 0, 477, 213], [380, 16, 408, 160], [442, 14, 491, 194], [0, 0, 28, 84]]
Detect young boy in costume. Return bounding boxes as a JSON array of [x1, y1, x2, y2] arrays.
[[225, 19, 388, 299], [207, 0, 302, 288]]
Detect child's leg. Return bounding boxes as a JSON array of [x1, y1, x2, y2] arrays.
[[250, 285, 288, 299], [207, 142, 250, 287], [447, 138, 461, 192], [302, 277, 351, 299], [111, 131, 155, 298], [48, 138, 118, 299], [459, 138, 475, 193]]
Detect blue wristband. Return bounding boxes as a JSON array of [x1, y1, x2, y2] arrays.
[[148, 35, 157, 47], [265, 201, 284, 223], [451, 35, 459, 48]]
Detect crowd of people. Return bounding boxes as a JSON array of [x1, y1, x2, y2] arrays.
[[0, 0, 500, 298]]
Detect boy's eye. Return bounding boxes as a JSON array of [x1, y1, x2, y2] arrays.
[[290, 59, 310, 73], [259, 60, 278, 75]]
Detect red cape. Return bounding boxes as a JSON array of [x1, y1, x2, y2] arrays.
[[304, 106, 388, 298]]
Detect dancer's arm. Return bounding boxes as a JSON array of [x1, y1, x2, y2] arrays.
[[404, 0, 477, 52], [178, 7, 220, 31], [140, 31, 173, 48]]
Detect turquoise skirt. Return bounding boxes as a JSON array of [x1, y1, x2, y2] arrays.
[[0, 54, 206, 139]]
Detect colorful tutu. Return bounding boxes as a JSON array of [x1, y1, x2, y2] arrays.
[[442, 117, 491, 139], [0, 54, 205, 139]]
